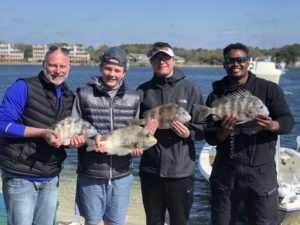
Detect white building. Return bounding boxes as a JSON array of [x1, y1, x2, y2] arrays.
[[0, 43, 24, 62], [32, 44, 90, 64], [68, 45, 90, 64], [32, 44, 48, 62]]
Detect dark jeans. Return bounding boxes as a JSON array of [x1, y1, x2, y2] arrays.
[[140, 172, 194, 225]]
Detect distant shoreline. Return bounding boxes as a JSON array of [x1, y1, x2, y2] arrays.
[[0, 62, 222, 68]]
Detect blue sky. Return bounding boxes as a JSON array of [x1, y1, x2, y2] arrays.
[[0, 0, 299, 50]]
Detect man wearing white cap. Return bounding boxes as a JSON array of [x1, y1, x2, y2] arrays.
[[137, 42, 206, 225]]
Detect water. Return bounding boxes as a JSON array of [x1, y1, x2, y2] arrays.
[[0, 64, 299, 224]]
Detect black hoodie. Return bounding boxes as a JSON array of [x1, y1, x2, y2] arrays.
[[204, 72, 294, 166], [137, 68, 205, 178]]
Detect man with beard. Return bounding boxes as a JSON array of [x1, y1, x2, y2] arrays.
[[0, 46, 75, 225]]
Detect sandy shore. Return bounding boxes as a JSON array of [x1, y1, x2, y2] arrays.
[[57, 171, 146, 225]]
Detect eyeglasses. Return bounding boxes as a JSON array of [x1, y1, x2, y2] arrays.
[[48, 46, 71, 55], [150, 54, 172, 62], [224, 57, 248, 65]]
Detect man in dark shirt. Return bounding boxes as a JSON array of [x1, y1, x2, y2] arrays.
[[205, 43, 294, 225], [137, 42, 205, 225]]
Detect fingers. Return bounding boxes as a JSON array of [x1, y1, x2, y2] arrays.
[[254, 115, 279, 132], [221, 114, 239, 134], [69, 135, 86, 148], [171, 120, 190, 138], [45, 129, 62, 148], [94, 134, 106, 153], [131, 148, 143, 156], [145, 119, 159, 134]]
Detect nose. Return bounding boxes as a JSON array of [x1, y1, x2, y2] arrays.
[[54, 66, 62, 74]]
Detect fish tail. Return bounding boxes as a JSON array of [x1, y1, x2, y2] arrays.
[[193, 104, 212, 121], [86, 138, 96, 152]]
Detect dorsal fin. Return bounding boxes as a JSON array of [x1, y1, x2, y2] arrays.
[[226, 89, 252, 98]]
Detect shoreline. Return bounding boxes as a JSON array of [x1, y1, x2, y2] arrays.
[[0, 62, 222, 68]]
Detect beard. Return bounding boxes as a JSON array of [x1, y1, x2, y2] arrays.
[[44, 68, 69, 85]]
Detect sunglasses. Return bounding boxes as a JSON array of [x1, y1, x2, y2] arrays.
[[48, 46, 71, 55], [224, 57, 248, 65], [150, 54, 172, 62]]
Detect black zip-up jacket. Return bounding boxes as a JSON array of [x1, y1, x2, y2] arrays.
[[137, 68, 205, 178], [73, 77, 140, 179], [204, 72, 294, 167], [0, 72, 74, 177]]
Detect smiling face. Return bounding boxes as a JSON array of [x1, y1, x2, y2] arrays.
[[223, 48, 250, 85], [150, 52, 175, 78], [100, 59, 126, 89], [43, 50, 70, 85]]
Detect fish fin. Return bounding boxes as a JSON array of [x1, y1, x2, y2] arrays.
[[131, 118, 146, 126], [85, 138, 96, 152], [212, 115, 221, 121], [226, 89, 252, 98], [193, 104, 212, 121]]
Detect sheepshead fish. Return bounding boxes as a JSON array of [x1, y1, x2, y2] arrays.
[[194, 89, 269, 123], [47, 117, 98, 145], [86, 125, 157, 156], [132, 103, 191, 129]]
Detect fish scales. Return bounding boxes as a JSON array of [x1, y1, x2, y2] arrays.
[[48, 117, 98, 146], [132, 103, 191, 129], [194, 89, 269, 123], [86, 125, 157, 156]]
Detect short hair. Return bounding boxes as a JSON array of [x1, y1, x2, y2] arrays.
[[44, 46, 70, 62], [223, 43, 249, 58]]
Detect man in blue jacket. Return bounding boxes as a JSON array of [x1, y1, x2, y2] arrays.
[[0, 46, 74, 225], [205, 43, 294, 225], [137, 42, 205, 225]]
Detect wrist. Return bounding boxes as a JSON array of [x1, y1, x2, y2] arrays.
[[270, 121, 279, 133]]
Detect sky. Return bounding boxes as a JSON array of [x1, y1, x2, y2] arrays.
[[0, 0, 299, 50]]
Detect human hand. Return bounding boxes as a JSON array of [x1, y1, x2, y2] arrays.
[[69, 135, 86, 149], [220, 113, 239, 134], [94, 133, 106, 153], [145, 119, 159, 134], [131, 148, 143, 156], [254, 114, 279, 133], [44, 129, 63, 148], [171, 120, 190, 138]]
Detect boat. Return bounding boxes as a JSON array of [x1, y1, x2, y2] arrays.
[[248, 58, 285, 84], [199, 137, 300, 212]]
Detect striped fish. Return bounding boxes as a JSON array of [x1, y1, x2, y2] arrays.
[[132, 103, 191, 129], [194, 89, 269, 123], [47, 117, 98, 145], [86, 125, 157, 156]]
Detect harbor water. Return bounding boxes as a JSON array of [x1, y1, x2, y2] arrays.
[[0, 65, 299, 224]]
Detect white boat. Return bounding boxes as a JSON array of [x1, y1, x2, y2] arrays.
[[199, 137, 300, 212], [248, 58, 284, 84]]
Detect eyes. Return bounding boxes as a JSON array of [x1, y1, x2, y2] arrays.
[[46, 63, 68, 70]]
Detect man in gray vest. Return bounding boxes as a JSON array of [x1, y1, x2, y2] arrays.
[[0, 46, 75, 225]]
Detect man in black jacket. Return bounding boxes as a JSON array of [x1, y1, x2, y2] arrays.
[[0, 46, 74, 225], [205, 43, 294, 225], [137, 42, 205, 225]]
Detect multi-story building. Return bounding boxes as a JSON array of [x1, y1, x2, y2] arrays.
[[32, 44, 90, 64], [32, 44, 48, 62], [68, 45, 90, 64], [0, 43, 24, 63]]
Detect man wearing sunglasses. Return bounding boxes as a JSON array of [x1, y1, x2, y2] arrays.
[[0, 46, 74, 225], [137, 42, 205, 225], [204, 43, 294, 225]]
